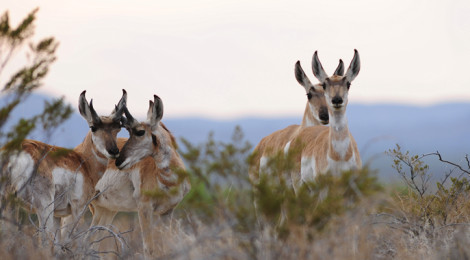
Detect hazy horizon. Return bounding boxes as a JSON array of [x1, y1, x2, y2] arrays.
[[2, 0, 470, 118]]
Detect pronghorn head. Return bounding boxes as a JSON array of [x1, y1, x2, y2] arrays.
[[115, 95, 168, 170], [295, 59, 345, 125], [79, 89, 127, 159], [311, 49, 360, 112]]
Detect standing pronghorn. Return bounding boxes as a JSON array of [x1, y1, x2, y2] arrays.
[[1, 90, 126, 250], [90, 95, 190, 259], [249, 58, 344, 180], [290, 50, 362, 191]]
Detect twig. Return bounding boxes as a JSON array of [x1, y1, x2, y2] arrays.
[[424, 151, 470, 175]]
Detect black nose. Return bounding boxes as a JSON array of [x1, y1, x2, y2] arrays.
[[332, 96, 343, 105], [319, 107, 329, 122], [115, 156, 123, 167], [108, 147, 119, 156]]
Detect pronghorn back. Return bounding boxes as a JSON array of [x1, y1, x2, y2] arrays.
[[250, 125, 299, 180]]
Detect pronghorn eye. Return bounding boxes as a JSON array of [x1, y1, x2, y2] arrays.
[[307, 93, 312, 100], [322, 83, 326, 90], [135, 130, 145, 136], [90, 126, 97, 132], [347, 82, 351, 89]]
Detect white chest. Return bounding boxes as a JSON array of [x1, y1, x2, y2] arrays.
[[326, 152, 358, 175], [94, 168, 140, 211]]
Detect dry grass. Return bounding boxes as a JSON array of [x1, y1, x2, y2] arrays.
[[1, 186, 470, 260], [2, 136, 470, 260]]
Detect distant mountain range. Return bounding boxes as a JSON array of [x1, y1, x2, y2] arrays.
[[2, 93, 469, 181]]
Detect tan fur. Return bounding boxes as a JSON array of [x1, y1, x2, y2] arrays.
[[291, 125, 361, 171], [91, 118, 189, 259], [290, 74, 362, 191], [250, 86, 328, 181], [254, 50, 362, 191], [22, 139, 98, 192], [250, 125, 300, 180], [1, 91, 126, 251], [301, 84, 328, 127]]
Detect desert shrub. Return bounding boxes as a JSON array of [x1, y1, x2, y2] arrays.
[[370, 145, 470, 259], [164, 126, 383, 259], [0, 8, 73, 259]]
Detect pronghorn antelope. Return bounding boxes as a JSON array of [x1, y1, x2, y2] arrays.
[[289, 50, 362, 191], [90, 95, 190, 259], [249, 58, 344, 180], [1, 90, 126, 249]]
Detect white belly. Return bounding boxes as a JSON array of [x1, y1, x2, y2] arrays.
[[52, 167, 85, 215]]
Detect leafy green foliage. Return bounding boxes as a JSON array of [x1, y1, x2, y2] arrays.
[[178, 126, 253, 218], [176, 125, 382, 244], [0, 8, 71, 229], [0, 8, 68, 153]]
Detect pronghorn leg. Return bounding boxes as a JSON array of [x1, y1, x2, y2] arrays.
[[138, 202, 156, 259], [61, 205, 83, 253], [60, 215, 74, 241], [36, 203, 56, 254], [89, 206, 118, 257], [52, 216, 62, 245]]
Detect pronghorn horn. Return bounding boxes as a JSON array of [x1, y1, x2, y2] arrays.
[[333, 59, 344, 76], [111, 89, 127, 116], [88, 99, 101, 124], [111, 89, 127, 121], [123, 106, 139, 128]]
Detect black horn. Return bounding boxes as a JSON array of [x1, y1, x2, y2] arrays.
[[88, 99, 101, 124], [123, 106, 138, 128]]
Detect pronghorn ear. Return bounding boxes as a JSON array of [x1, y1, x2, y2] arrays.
[[146, 100, 154, 121], [333, 59, 344, 76], [311, 51, 328, 83], [78, 90, 100, 126], [294, 61, 315, 92], [111, 89, 127, 121], [345, 49, 360, 82], [149, 95, 163, 132]]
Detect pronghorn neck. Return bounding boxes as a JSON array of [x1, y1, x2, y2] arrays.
[[301, 102, 320, 127], [328, 110, 351, 160], [74, 132, 108, 178], [151, 125, 173, 171]]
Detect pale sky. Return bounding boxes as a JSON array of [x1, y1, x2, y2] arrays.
[[2, 0, 470, 119]]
